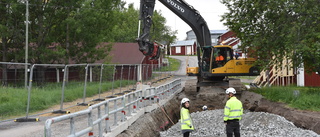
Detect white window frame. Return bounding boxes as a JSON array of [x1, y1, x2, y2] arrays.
[[176, 47, 181, 53]]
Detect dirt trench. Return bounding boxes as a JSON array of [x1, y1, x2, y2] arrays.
[[116, 94, 182, 137], [116, 87, 320, 137]]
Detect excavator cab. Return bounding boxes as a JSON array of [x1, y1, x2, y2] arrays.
[[211, 46, 233, 69], [187, 45, 259, 78], [209, 45, 259, 76], [198, 46, 232, 73]]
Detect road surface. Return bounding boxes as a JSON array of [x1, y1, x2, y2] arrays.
[[169, 56, 197, 75]]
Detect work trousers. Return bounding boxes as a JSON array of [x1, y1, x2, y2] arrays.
[[226, 121, 240, 137], [183, 132, 190, 137]]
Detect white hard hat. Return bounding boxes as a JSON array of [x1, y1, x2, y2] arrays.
[[181, 98, 190, 104], [202, 105, 208, 110], [226, 87, 236, 94]]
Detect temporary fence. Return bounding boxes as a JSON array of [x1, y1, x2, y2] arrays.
[[0, 62, 172, 122], [0, 62, 31, 87], [44, 78, 182, 137]]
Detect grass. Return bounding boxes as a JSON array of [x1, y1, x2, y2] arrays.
[[253, 86, 320, 111], [156, 57, 180, 72], [0, 80, 133, 120]]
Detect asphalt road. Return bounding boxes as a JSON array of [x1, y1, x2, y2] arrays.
[[169, 55, 197, 75]]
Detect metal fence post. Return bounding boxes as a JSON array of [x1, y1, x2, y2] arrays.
[[105, 102, 111, 132], [98, 106, 102, 137], [113, 99, 118, 126], [94, 64, 105, 101], [78, 64, 89, 106], [70, 117, 75, 135], [121, 97, 125, 122], [88, 109, 93, 136]]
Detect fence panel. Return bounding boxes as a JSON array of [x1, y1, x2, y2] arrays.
[[45, 78, 182, 137]]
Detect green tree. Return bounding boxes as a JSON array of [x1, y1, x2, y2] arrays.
[[111, 3, 176, 53], [150, 10, 177, 50], [0, 1, 25, 86], [28, 0, 122, 64], [221, 0, 320, 74], [111, 3, 139, 42]]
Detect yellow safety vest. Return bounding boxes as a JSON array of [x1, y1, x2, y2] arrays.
[[224, 96, 243, 121], [180, 107, 194, 131]]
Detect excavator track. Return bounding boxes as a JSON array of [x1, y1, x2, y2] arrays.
[[184, 79, 198, 95], [184, 78, 243, 94]]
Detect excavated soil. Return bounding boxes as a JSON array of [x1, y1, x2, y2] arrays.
[[242, 91, 320, 134], [116, 94, 181, 137], [117, 86, 320, 136]]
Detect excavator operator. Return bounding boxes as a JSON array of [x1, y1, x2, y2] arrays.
[[216, 52, 224, 61], [215, 52, 225, 67]]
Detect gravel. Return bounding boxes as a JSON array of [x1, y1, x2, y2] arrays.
[[160, 109, 320, 137]]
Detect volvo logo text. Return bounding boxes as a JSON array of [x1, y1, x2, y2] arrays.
[[167, 0, 185, 13]]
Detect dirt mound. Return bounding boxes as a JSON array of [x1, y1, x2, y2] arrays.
[[242, 91, 320, 134]]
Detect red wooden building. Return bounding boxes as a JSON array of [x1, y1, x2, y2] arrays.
[[170, 40, 196, 55], [218, 31, 240, 47]]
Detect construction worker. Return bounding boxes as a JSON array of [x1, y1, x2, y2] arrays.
[[215, 52, 225, 67], [224, 87, 243, 137], [180, 98, 194, 137], [216, 52, 224, 61]]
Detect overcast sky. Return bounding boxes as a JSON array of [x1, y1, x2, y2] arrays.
[[124, 0, 229, 41]]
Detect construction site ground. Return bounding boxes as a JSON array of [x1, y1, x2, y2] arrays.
[[117, 76, 320, 136]]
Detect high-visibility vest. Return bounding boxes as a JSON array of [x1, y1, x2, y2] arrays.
[[180, 107, 194, 130], [216, 55, 224, 61], [224, 96, 243, 121]]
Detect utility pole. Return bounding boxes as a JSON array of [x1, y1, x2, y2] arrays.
[[25, 0, 29, 89]]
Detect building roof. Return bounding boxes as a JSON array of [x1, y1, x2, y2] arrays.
[[186, 30, 228, 35], [210, 30, 228, 34], [108, 43, 145, 64], [171, 40, 196, 47]]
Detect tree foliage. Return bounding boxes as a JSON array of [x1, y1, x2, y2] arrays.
[[150, 10, 177, 44], [0, 0, 122, 65], [0, 0, 176, 65], [221, 0, 320, 73], [110, 3, 139, 42], [150, 10, 177, 56], [0, 1, 25, 62], [110, 3, 177, 46]]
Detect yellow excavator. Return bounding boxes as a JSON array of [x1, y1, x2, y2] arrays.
[[187, 45, 258, 79], [137, 0, 259, 92]]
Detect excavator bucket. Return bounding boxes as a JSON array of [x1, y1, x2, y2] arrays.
[[148, 42, 161, 60], [137, 39, 161, 60]]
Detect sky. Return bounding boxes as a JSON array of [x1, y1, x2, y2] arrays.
[[124, 0, 229, 41]]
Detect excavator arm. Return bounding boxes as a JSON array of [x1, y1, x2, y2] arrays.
[[137, 0, 212, 63], [137, 0, 160, 60]]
